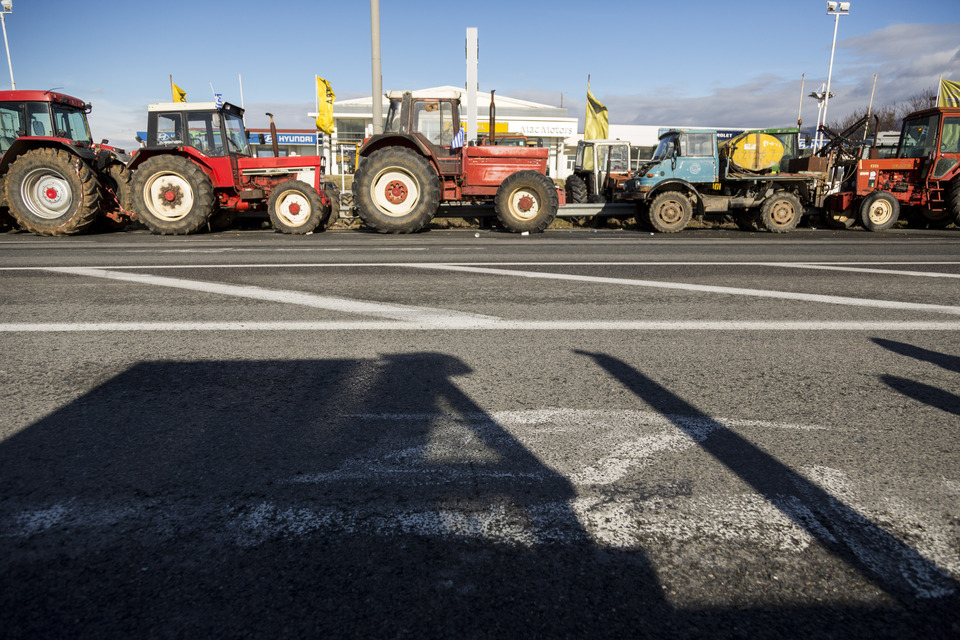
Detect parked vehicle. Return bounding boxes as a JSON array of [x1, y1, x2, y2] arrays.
[[565, 139, 632, 203], [126, 101, 337, 234], [353, 90, 559, 233], [621, 127, 829, 233], [0, 90, 130, 235], [825, 106, 960, 230]]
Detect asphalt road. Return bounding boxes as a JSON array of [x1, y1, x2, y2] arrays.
[[1, 226, 959, 638]]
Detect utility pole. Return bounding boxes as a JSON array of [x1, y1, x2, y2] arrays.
[[370, 0, 383, 135]]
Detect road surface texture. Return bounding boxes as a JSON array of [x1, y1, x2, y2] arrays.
[[1, 226, 958, 638]]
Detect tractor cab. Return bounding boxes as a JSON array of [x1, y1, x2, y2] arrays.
[[145, 101, 250, 157], [0, 90, 94, 157], [567, 139, 632, 202], [383, 91, 461, 150]]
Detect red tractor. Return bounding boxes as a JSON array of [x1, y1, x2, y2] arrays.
[[825, 106, 960, 230], [127, 101, 336, 234], [0, 90, 130, 235], [353, 90, 559, 233]]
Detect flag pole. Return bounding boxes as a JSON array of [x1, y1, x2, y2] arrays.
[[169, 74, 174, 102]]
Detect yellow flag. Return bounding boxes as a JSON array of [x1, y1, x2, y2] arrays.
[[316, 76, 335, 135], [171, 79, 186, 103], [585, 86, 608, 140], [938, 78, 960, 108]]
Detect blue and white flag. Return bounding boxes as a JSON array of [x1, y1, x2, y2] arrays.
[[214, 93, 223, 109], [451, 128, 465, 148]]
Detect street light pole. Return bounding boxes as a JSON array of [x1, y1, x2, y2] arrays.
[[0, 0, 14, 90], [820, 1, 849, 149]]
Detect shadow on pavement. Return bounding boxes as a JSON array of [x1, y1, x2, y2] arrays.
[[0, 352, 957, 638]]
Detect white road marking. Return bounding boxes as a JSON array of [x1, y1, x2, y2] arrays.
[[3, 320, 960, 332], [3, 408, 956, 600], [42, 267, 497, 324], [768, 263, 960, 279], [408, 264, 960, 315]]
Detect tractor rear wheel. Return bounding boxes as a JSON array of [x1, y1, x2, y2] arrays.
[[565, 174, 588, 204], [858, 191, 899, 231], [354, 147, 440, 233], [495, 170, 559, 233], [647, 191, 692, 233], [267, 179, 324, 234], [131, 155, 215, 235], [946, 176, 960, 226], [760, 192, 802, 233], [4, 148, 100, 236]]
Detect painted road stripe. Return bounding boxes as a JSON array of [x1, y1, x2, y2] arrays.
[[768, 263, 960, 279], [43, 267, 497, 324], [3, 320, 960, 332], [408, 264, 960, 315]]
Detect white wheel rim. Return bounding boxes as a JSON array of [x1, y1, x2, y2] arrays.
[[21, 168, 73, 219], [371, 169, 420, 217], [274, 191, 311, 226], [508, 187, 541, 221], [144, 172, 195, 222], [868, 201, 891, 225]]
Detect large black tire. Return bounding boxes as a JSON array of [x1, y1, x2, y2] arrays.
[[354, 147, 440, 233], [921, 209, 952, 229], [858, 191, 899, 232], [760, 191, 802, 233], [494, 170, 559, 233], [565, 174, 587, 203], [267, 179, 324, 234], [4, 148, 100, 236], [130, 155, 215, 235], [948, 176, 960, 226], [323, 182, 340, 229], [647, 191, 692, 233]]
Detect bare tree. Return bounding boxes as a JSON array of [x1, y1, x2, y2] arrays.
[[829, 86, 938, 138]]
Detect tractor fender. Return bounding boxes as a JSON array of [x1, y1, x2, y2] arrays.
[[358, 134, 441, 176], [647, 179, 703, 214], [125, 147, 217, 185], [0, 137, 98, 175]]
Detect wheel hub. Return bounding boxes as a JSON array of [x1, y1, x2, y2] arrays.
[[517, 196, 534, 212], [160, 184, 183, 208], [384, 180, 409, 205], [288, 202, 301, 215], [44, 187, 61, 202]]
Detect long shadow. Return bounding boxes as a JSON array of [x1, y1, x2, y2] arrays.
[[575, 350, 959, 605], [2, 351, 959, 638], [881, 376, 960, 417], [0, 353, 668, 638], [872, 338, 960, 374]]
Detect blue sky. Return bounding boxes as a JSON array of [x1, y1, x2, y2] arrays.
[[5, 0, 959, 150]]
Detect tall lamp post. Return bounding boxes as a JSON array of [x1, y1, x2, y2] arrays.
[[0, 0, 13, 90], [818, 1, 849, 149]]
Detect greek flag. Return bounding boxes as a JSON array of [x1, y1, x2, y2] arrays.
[[215, 93, 223, 109], [451, 127, 465, 148]]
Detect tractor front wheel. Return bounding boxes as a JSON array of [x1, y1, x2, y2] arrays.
[[4, 148, 100, 236], [858, 191, 899, 231], [268, 179, 324, 234], [494, 171, 559, 233], [647, 191, 692, 233], [354, 147, 440, 233], [131, 155, 215, 235]]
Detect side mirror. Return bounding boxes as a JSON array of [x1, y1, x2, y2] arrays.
[[258, 133, 266, 144]]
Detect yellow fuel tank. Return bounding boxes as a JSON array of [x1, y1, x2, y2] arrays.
[[726, 133, 784, 172]]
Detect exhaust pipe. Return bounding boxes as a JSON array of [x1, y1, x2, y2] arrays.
[[489, 90, 496, 146], [266, 112, 280, 157]]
